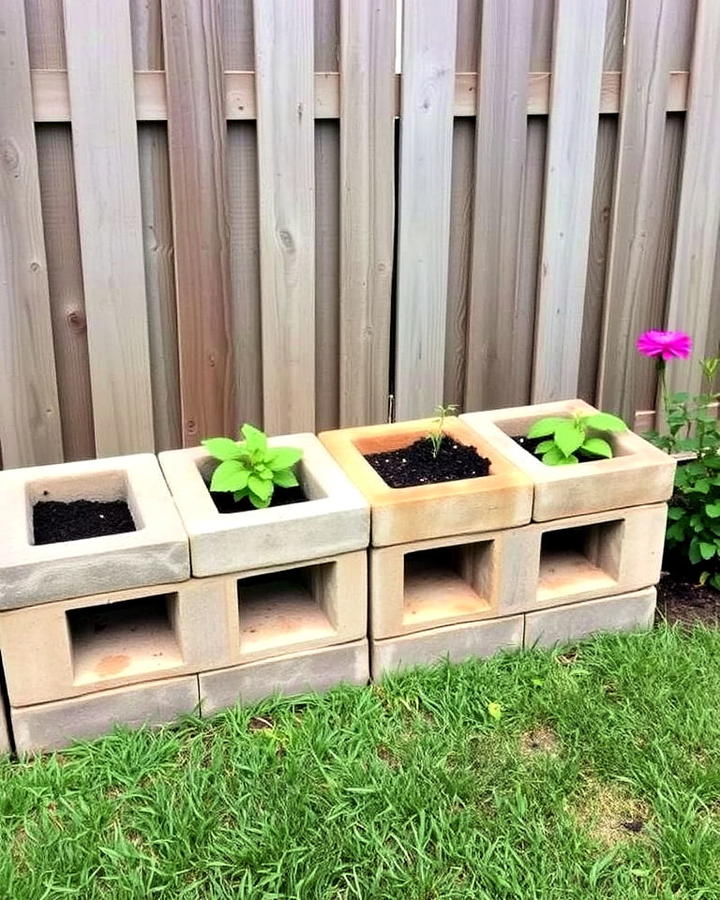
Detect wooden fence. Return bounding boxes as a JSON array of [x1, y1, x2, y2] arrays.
[[2, 0, 719, 468]]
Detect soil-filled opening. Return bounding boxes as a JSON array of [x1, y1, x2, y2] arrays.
[[199, 459, 309, 514], [33, 498, 136, 544], [67, 593, 182, 686], [363, 436, 491, 488], [403, 542, 494, 625], [538, 522, 623, 603], [237, 563, 336, 655]]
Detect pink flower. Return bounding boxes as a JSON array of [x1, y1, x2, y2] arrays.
[[636, 330, 692, 361]]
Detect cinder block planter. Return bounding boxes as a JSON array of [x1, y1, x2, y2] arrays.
[[524, 587, 656, 649], [461, 399, 675, 521], [0, 454, 189, 610], [319, 417, 532, 546], [11, 674, 200, 755], [0, 578, 234, 706], [159, 433, 369, 576], [370, 614, 523, 678], [370, 527, 529, 638], [198, 639, 369, 717]]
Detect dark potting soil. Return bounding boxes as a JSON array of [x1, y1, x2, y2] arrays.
[[209, 484, 307, 514], [656, 548, 720, 627], [512, 434, 601, 463], [33, 499, 136, 545], [364, 436, 491, 489]]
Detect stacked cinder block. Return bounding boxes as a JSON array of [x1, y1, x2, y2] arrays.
[[158, 433, 370, 719], [321, 402, 675, 677]]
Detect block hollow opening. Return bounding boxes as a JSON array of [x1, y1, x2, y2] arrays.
[[538, 520, 623, 603]]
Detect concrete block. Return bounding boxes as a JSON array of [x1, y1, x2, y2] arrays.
[[319, 417, 532, 546], [0, 578, 234, 706], [461, 399, 675, 521], [11, 674, 199, 754], [159, 433, 369, 577], [198, 639, 369, 716], [370, 615, 524, 678], [369, 527, 530, 638], [0, 454, 189, 610], [524, 587, 657, 649], [0, 699, 11, 754]]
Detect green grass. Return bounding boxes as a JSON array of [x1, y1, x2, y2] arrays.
[[2, 624, 720, 899]]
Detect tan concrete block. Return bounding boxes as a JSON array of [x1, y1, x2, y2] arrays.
[[159, 434, 369, 576], [524, 587, 656, 648], [0, 578, 235, 706], [198, 639, 369, 717], [369, 527, 532, 638], [319, 418, 533, 546], [461, 400, 675, 521], [370, 615, 524, 677], [11, 674, 199, 754], [523, 503, 666, 611], [0, 454, 189, 610]]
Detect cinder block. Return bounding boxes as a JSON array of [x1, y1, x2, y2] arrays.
[[0, 699, 11, 754], [319, 417, 532, 546], [370, 615, 524, 678], [11, 674, 200, 754], [159, 434, 369, 577], [0, 578, 235, 706], [0, 454, 189, 610], [524, 587, 657, 649], [370, 528, 530, 638], [461, 400, 675, 521], [199, 639, 369, 717], [525, 503, 666, 611]]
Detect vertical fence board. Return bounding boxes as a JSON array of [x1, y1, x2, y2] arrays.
[[531, 0, 608, 401], [339, 0, 395, 426], [253, 0, 315, 434], [665, 0, 720, 398], [64, 0, 154, 456], [394, 0, 458, 420], [597, 0, 672, 420], [0, 0, 62, 467], [464, 0, 533, 411], [162, 0, 235, 444]]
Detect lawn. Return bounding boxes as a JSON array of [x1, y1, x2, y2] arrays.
[[1, 624, 720, 899]]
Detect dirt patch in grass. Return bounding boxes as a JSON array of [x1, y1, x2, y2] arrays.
[[571, 777, 650, 847], [656, 571, 720, 627], [520, 727, 560, 756]]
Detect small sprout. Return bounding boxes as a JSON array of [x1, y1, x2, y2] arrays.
[[427, 404, 459, 459], [202, 423, 303, 510], [527, 410, 627, 466], [487, 701, 503, 721]]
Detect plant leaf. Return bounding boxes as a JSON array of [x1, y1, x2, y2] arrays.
[[210, 460, 250, 493], [581, 437, 613, 459], [241, 423, 268, 453], [267, 446, 303, 471], [541, 445, 577, 466], [582, 412, 627, 433], [535, 440, 555, 453], [248, 474, 272, 501], [273, 468, 299, 489], [554, 421, 585, 457], [699, 541, 716, 560], [487, 701, 502, 721], [555, 453, 580, 465], [527, 417, 571, 439], [248, 492, 272, 509], [705, 503, 720, 518], [202, 437, 242, 461]]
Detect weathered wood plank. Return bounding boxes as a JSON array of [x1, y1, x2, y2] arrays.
[[64, 0, 154, 455], [597, 0, 673, 420], [162, 0, 235, 443], [0, 0, 63, 466], [665, 0, 720, 399], [394, 0, 458, 419], [338, 0, 395, 426], [531, 0, 608, 401], [253, 0, 315, 433], [464, 0, 533, 411]]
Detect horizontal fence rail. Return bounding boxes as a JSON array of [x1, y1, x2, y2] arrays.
[[1, 0, 719, 469]]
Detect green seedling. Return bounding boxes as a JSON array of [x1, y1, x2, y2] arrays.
[[427, 404, 459, 458], [527, 410, 627, 466]]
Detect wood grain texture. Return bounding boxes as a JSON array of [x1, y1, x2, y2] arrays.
[[597, 0, 673, 421], [253, 0, 316, 434], [464, 0, 533, 411], [64, 0, 154, 456], [531, 0, 608, 401], [665, 0, 720, 399], [394, 0, 458, 420], [338, 0, 395, 426], [162, 0, 235, 444], [0, 0, 62, 467]]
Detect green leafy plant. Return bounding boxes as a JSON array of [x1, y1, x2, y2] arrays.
[[526, 410, 627, 466], [202, 423, 303, 510], [427, 404, 458, 458]]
